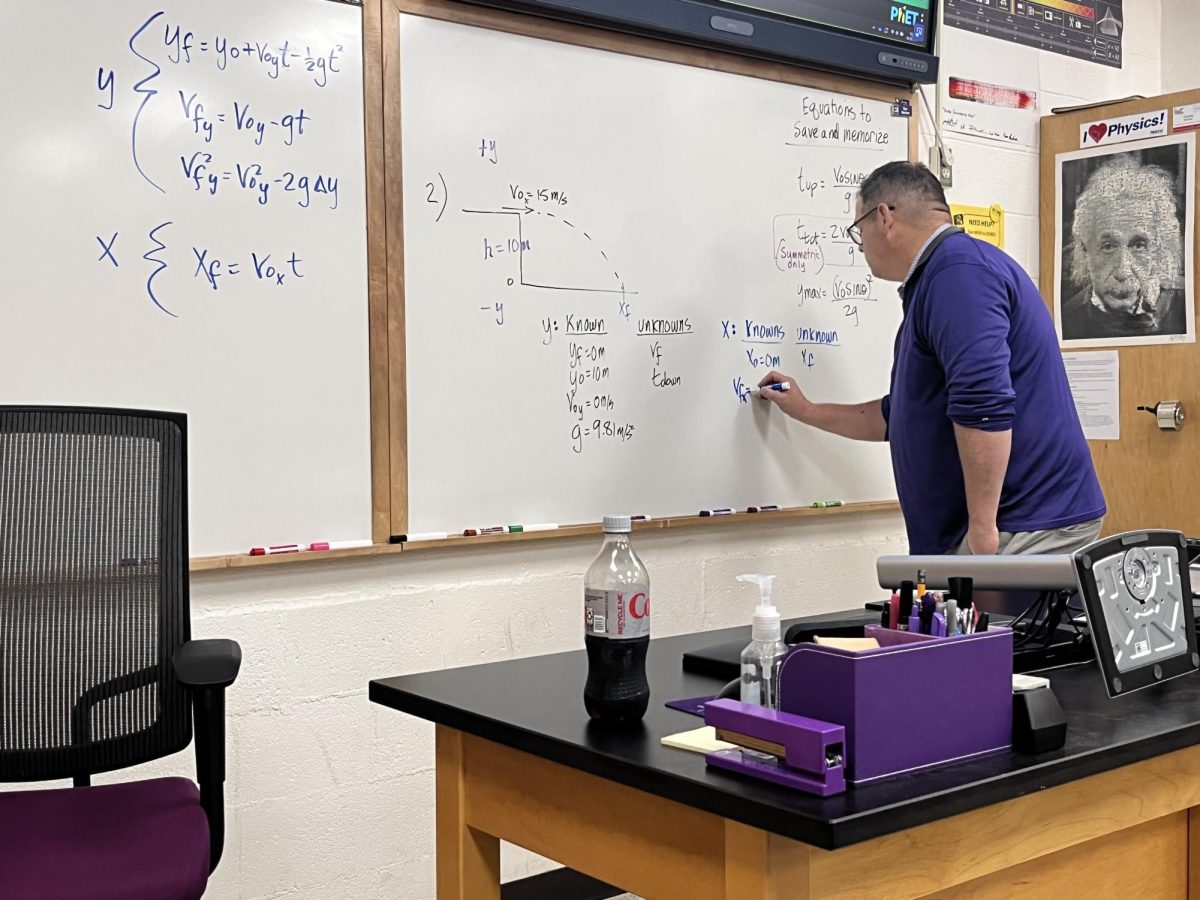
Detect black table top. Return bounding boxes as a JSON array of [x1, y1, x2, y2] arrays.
[[369, 617, 1200, 850]]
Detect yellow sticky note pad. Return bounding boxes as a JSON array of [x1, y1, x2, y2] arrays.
[[813, 636, 880, 652], [660, 726, 737, 754], [950, 203, 1005, 248]]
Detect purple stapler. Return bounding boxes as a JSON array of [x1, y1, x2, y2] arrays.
[[703, 699, 846, 796]]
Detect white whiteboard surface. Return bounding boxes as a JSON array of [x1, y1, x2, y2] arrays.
[[401, 17, 905, 534], [1, 0, 371, 557]]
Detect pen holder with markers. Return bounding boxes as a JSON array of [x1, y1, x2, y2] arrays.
[[777, 625, 1013, 783]]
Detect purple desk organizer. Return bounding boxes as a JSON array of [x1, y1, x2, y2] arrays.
[[777, 625, 1013, 783]]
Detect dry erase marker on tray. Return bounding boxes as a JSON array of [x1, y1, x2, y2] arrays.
[[390, 532, 449, 543], [507, 523, 559, 533], [746, 505, 780, 513], [464, 526, 507, 536], [811, 500, 844, 508], [631, 514, 652, 522], [308, 539, 374, 551], [751, 381, 790, 395], [699, 508, 734, 517], [250, 544, 303, 556]]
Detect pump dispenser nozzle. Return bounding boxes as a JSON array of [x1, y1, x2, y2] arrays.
[[736, 574, 787, 708], [737, 574, 780, 643]]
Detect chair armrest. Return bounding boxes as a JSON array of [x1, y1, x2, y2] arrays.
[[173, 639, 241, 873], [174, 639, 241, 688]]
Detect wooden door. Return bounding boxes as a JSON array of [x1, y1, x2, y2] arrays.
[[1040, 89, 1200, 536]]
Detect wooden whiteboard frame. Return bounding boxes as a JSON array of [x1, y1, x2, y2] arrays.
[[380, 0, 913, 547]]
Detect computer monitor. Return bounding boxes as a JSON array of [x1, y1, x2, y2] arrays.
[[1071, 531, 1199, 697]]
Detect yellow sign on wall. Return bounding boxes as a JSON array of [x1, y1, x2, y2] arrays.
[[950, 204, 1004, 249]]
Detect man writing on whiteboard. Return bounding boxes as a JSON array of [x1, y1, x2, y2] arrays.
[[758, 162, 1106, 555]]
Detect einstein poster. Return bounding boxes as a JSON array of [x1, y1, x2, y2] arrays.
[[1054, 132, 1195, 348]]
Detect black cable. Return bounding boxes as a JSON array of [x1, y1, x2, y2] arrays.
[[1008, 592, 1043, 632], [1012, 592, 1051, 633], [1010, 591, 1049, 644]]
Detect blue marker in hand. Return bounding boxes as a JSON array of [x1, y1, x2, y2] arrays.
[[751, 381, 790, 397]]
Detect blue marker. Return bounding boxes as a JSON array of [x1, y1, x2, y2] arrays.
[[751, 381, 790, 396]]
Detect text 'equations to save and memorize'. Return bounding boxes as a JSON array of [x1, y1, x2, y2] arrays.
[[400, 16, 910, 535]]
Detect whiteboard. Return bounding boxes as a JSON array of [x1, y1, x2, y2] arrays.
[[401, 17, 906, 534], [1, 0, 371, 557]]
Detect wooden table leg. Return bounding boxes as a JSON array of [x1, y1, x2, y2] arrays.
[[436, 726, 500, 900], [724, 819, 813, 900], [1189, 807, 1200, 900]]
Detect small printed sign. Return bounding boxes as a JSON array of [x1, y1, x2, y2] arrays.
[[1079, 109, 1168, 148], [1173, 103, 1200, 133], [950, 203, 1005, 249], [891, 98, 912, 118]]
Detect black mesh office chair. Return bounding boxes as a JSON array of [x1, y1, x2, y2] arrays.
[[0, 407, 241, 900]]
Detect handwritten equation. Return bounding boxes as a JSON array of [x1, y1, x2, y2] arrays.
[[91, 10, 354, 317], [179, 92, 309, 146], [162, 23, 343, 86], [180, 154, 339, 208]]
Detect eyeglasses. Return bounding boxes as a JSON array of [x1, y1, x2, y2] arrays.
[[847, 204, 953, 245], [847, 204, 895, 246]]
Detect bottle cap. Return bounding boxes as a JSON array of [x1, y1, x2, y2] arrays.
[[602, 514, 632, 533], [752, 602, 781, 643]]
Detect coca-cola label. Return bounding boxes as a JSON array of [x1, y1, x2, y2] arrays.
[[584, 588, 649, 639]]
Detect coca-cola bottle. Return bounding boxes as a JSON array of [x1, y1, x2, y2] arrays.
[[583, 514, 650, 725]]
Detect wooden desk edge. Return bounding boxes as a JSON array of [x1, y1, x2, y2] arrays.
[[189, 500, 900, 571], [433, 725, 1200, 900]]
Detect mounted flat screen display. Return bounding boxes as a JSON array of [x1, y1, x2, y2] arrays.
[[453, 0, 940, 84]]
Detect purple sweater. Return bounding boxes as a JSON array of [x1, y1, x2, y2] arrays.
[[881, 232, 1106, 554]]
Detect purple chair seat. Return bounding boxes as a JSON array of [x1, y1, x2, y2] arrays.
[[0, 776, 209, 900]]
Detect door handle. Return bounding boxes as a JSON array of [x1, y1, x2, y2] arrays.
[[1137, 401, 1186, 431]]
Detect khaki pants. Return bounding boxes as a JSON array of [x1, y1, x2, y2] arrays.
[[954, 517, 1104, 555]]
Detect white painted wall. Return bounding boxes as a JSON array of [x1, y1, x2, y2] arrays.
[[11, 6, 1166, 899], [924, 0, 1161, 283], [1162, 0, 1200, 94]]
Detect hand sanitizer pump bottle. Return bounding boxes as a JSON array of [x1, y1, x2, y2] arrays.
[[738, 574, 788, 709]]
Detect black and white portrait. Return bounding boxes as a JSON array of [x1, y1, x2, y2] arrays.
[[1054, 132, 1195, 348]]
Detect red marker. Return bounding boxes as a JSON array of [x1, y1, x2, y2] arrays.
[[308, 539, 374, 551], [250, 544, 302, 556], [463, 526, 506, 536]]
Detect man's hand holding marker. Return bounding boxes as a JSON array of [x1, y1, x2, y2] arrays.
[[755, 370, 811, 421]]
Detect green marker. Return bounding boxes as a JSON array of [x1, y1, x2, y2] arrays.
[[811, 500, 844, 508]]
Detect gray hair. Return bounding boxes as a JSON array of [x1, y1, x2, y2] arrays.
[[858, 161, 948, 213], [1070, 157, 1182, 289]]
